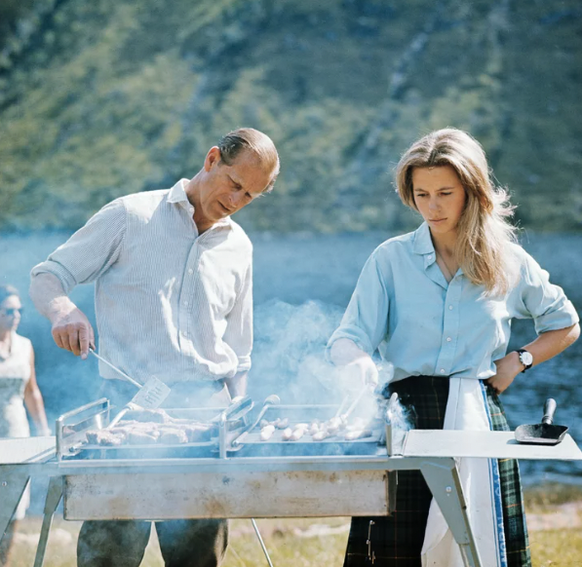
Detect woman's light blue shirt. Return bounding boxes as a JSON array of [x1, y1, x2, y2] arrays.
[[328, 223, 579, 382]]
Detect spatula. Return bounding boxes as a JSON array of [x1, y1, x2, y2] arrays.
[[89, 348, 171, 426]]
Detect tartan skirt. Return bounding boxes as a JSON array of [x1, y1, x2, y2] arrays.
[[343, 376, 531, 567]]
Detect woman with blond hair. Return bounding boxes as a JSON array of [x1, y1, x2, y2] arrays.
[[328, 128, 579, 566], [0, 284, 50, 566]]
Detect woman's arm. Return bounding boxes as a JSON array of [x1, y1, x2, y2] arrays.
[[487, 323, 580, 394], [23, 348, 51, 436]]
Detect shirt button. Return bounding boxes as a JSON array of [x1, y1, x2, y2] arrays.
[[448, 305, 453, 310], [188, 269, 194, 275], [446, 337, 452, 342], [184, 300, 189, 306], [440, 369, 446, 374]]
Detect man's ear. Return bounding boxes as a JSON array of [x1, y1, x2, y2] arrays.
[[204, 146, 222, 171]]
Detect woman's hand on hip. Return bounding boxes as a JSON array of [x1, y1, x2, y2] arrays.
[[486, 352, 522, 394]]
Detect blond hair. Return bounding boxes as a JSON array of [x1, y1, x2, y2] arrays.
[[218, 128, 280, 193], [396, 128, 517, 294]]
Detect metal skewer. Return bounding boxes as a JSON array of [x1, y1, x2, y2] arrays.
[[89, 348, 142, 388], [341, 385, 370, 422], [251, 518, 275, 567]]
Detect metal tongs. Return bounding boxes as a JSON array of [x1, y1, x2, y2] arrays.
[[335, 384, 373, 425], [90, 348, 171, 427]]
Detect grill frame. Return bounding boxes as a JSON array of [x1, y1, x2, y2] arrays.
[[3, 398, 582, 567]]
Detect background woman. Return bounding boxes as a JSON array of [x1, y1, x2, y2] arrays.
[[328, 128, 579, 567], [0, 284, 50, 566]]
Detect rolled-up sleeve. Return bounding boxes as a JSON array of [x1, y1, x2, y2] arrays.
[[224, 261, 253, 374], [514, 252, 579, 334], [327, 252, 390, 355], [31, 199, 126, 293]]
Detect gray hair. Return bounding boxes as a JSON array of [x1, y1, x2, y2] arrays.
[[218, 128, 280, 193]]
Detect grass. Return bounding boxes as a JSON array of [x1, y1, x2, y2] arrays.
[[7, 485, 582, 566]]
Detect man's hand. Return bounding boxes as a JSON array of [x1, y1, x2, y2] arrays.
[[50, 305, 95, 359], [30, 273, 95, 359], [486, 352, 522, 394]]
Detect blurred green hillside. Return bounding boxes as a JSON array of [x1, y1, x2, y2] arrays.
[[1, 0, 581, 232]]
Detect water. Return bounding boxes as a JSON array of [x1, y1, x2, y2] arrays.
[[1, 229, 582, 485]]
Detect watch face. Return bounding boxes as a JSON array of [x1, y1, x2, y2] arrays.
[[520, 351, 533, 366]]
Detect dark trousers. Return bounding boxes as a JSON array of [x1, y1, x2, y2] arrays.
[[77, 519, 228, 567]]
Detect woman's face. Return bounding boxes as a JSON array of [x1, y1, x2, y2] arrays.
[[412, 165, 467, 239], [0, 295, 23, 333]]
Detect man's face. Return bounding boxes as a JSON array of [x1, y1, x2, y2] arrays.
[[195, 147, 274, 226]]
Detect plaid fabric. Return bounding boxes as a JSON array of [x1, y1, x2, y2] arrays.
[[343, 376, 531, 567], [486, 385, 531, 566]]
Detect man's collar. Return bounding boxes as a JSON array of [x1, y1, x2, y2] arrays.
[[167, 178, 190, 204], [168, 179, 233, 229]]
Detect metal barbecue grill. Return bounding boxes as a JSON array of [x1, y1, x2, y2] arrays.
[[1, 395, 581, 567]]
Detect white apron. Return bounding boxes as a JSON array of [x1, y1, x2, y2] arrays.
[[421, 378, 507, 567]]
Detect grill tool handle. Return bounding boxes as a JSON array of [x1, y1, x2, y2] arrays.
[[220, 395, 254, 422], [107, 407, 131, 429], [542, 398, 557, 425], [232, 395, 280, 447], [217, 396, 254, 458], [341, 385, 371, 422], [89, 348, 142, 389], [334, 394, 350, 418]]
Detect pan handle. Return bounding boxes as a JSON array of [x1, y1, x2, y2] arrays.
[[541, 398, 557, 425]]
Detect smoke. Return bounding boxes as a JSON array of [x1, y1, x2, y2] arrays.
[[249, 299, 344, 404], [385, 391, 413, 431]]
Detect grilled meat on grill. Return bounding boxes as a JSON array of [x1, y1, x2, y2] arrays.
[[85, 417, 214, 446]]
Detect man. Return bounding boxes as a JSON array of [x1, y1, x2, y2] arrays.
[[29, 127, 280, 567]]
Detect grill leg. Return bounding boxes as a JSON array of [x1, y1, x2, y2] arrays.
[[420, 460, 482, 567], [0, 467, 29, 543], [33, 476, 63, 567], [250, 518, 274, 567]]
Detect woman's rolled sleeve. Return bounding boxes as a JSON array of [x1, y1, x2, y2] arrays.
[[328, 252, 390, 355], [517, 253, 579, 334]]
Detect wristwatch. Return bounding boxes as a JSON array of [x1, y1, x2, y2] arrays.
[[516, 349, 533, 373]]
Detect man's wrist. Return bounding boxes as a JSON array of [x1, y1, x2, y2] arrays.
[[47, 297, 76, 323]]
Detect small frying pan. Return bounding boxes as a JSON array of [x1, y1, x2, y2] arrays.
[[515, 398, 568, 445]]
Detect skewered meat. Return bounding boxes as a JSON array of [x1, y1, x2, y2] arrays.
[[290, 423, 308, 441], [281, 427, 294, 441], [260, 424, 276, 441], [86, 430, 126, 446], [309, 422, 321, 435], [312, 429, 332, 441], [84, 416, 215, 446], [291, 428, 306, 441], [275, 418, 289, 429]]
